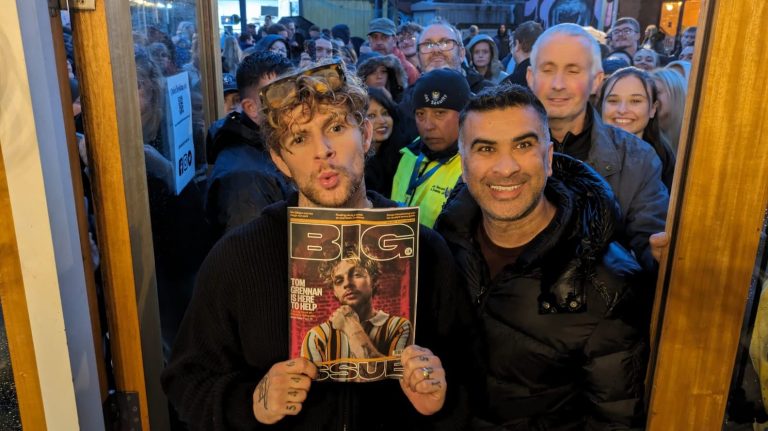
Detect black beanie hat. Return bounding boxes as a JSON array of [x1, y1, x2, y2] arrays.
[[412, 68, 470, 112]]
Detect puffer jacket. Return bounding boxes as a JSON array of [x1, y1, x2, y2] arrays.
[[435, 154, 648, 430]]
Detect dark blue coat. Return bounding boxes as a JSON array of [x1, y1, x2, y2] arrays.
[[206, 112, 294, 240]]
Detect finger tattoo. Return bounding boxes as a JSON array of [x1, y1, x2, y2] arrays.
[[431, 381, 442, 388], [291, 377, 301, 383], [287, 404, 297, 411], [419, 355, 429, 362], [286, 360, 295, 366], [288, 390, 298, 397], [257, 376, 270, 409]]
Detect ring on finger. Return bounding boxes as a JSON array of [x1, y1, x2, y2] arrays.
[[421, 366, 433, 379]]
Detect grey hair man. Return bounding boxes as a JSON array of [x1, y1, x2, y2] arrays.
[[527, 23, 669, 272], [395, 20, 496, 143], [416, 20, 494, 93]]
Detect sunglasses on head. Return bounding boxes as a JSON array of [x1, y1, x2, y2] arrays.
[[259, 59, 347, 110]]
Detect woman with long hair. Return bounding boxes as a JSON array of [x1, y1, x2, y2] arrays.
[[598, 67, 676, 189], [364, 87, 404, 197], [222, 34, 242, 74], [651, 68, 688, 154]]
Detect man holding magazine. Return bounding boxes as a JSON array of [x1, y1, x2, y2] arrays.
[[162, 59, 474, 430]]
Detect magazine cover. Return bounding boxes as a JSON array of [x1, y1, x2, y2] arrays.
[[287, 206, 419, 383]]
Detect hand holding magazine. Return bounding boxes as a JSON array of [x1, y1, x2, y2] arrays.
[[288, 206, 419, 383]]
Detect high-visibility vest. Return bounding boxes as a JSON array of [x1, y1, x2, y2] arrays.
[[391, 145, 462, 228]]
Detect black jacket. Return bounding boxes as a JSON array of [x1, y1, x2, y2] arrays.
[[163, 191, 476, 430], [364, 132, 409, 198], [463, 64, 496, 94], [501, 57, 530, 88], [206, 112, 294, 239], [435, 154, 647, 430]]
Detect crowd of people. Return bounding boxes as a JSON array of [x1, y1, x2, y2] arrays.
[[66, 11, 707, 430]]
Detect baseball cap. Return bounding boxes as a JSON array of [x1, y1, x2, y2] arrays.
[[368, 18, 396, 36], [222, 73, 238, 94]]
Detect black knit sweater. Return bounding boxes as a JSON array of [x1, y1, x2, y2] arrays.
[[162, 191, 475, 430]]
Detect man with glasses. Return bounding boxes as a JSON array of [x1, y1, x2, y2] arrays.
[[396, 21, 495, 143], [417, 21, 493, 93], [368, 18, 420, 85], [397, 22, 423, 72], [163, 59, 475, 430], [609, 17, 641, 57]]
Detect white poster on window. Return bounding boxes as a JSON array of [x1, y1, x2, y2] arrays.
[[164, 71, 194, 195]]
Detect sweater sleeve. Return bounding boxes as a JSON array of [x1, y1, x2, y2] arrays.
[[162, 245, 266, 431]]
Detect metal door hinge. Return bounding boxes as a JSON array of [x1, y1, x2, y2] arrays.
[[104, 391, 142, 431], [70, 0, 97, 10], [51, 0, 97, 11]]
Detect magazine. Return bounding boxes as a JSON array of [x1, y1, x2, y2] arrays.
[[287, 206, 419, 383]]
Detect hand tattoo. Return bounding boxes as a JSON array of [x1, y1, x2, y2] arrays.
[[257, 376, 270, 409], [287, 404, 297, 411]]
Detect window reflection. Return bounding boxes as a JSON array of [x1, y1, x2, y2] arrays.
[[724, 213, 768, 428], [130, 0, 212, 358]]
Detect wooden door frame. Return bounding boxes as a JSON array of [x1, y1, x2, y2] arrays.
[[1, 1, 107, 428], [68, 0, 224, 428], [647, 0, 768, 428], [69, 0, 167, 428], [0, 142, 47, 431], [197, 0, 225, 124]]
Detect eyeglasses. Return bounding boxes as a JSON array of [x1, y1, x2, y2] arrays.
[[270, 47, 287, 55], [612, 28, 636, 36], [259, 59, 346, 110], [417, 39, 458, 54]]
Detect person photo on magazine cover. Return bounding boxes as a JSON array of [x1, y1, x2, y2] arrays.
[[301, 250, 412, 362], [161, 57, 476, 430]]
